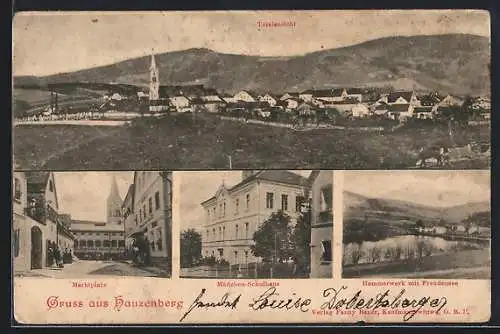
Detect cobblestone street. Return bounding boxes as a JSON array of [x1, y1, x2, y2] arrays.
[[14, 260, 170, 278]]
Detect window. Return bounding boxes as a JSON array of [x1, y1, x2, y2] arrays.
[[234, 251, 238, 263], [281, 194, 288, 211], [213, 228, 216, 238], [219, 204, 223, 218], [222, 226, 226, 240], [246, 194, 250, 209], [155, 191, 160, 210], [111, 240, 117, 247], [87, 240, 94, 247], [143, 204, 147, 219], [207, 210, 210, 220], [118, 240, 125, 247], [14, 178, 22, 202], [235, 224, 239, 239], [49, 180, 54, 192], [296, 196, 305, 212], [206, 230, 209, 238], [320, 185, 333, 211], [219, 226, 222, 240], [213, 208, 216, 217], [148, 198, 153, 214], [245, 222, 249, 239], [74, 240, 78, 248], [152, 221, 158, 228], [235, 198, 239, 214], [103, 240, 110, 247], [13, 229, 20, 257], [266, 192, 274, 209], [244, 251, 249, 264], [95, 240, 102, 247]]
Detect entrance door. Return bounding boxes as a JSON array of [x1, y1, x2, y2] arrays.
[[30, 226, 43, 269]]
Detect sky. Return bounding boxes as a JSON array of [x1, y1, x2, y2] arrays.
[[179, 170, 311, 232], [344, 170, 490, 208], [54, 172, 134, 221], [13, 10, 490, 76]]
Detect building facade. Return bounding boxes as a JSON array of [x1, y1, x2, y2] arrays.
[[201, 171, 309, 266], [12, 172, 75, 272], [309, 171, 333, 278], [71, 220, 126, 260], [129, 171, 172, 266], [71, 177, 125, 260]]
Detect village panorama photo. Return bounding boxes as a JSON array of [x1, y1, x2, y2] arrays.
[[12, 10, 490, 170], [12, 171, 173, 278], [178, 170, 333, 279], [341, 170, 491, 279]]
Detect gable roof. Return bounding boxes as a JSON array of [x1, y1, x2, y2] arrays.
[[387, 91, 414, 103], [414, 106, 434, 113]]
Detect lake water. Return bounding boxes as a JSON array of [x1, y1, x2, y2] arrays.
[[343, 235, 486, 265]]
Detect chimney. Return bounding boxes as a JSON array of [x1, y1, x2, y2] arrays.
[[241, 170, 259, 181]]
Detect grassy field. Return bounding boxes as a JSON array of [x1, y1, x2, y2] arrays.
[[13, 113, 491, 170], [342, 248, 490, 279]]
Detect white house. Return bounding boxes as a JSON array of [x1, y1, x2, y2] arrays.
[[433, 226, 447, 235], [234, 90, 257, 102], [259, 94, 279, 107], [387, 104, 414, 121], [169, 96, 192, 112], [110, 93, 123, 101], [413, 106, 435, 120], [351, 103, 370, 118], [383, 91, 419, 106], [284, 98, 300, 110]]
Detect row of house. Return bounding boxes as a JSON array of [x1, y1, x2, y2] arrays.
[[200, 170, 333, 278], [145, 54, 491, 121], [417, 221, 488, 236]]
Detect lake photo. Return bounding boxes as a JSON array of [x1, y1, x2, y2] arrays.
[[342, 170, 490, 279]]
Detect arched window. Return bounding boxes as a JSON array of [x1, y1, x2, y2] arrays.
[[235, 224, 239, 239], [95, 240, 102, 247]]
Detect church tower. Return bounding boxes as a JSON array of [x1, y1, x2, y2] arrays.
[[149, 53, 160, 101], [107, 176, 123, 225]]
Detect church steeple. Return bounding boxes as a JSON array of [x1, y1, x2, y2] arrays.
[[107, 176, 123, 224], [149, 52, 160, 101]]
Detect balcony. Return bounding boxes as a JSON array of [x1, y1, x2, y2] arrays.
[[24, 206, 46, 224]]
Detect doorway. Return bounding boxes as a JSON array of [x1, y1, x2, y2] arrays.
[[30, 226, 43, 269]]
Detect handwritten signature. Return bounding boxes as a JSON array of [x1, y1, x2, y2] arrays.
[[320, 286, 448, 321], [179, 288, 241, 322]]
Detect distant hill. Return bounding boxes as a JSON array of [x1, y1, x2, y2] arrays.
[[344, 190, 490, 224], [13, 34, 491, 96]]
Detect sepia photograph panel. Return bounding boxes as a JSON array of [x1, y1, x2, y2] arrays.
[[178, 170, 333, 279], [341, 170, 490, 279], [12, 171, 172, 278], [12, 10, 490, 170]]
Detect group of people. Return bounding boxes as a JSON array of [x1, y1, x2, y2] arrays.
[[47, 241, 74, 269]]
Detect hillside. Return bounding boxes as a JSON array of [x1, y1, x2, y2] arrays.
[[13, 34, 491, 96], [344, 190, 490, 224]]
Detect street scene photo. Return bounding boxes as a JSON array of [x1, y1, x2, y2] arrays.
[[179, 170, 333, 279], [12, 171, 172, 278], [12, 11, 490, 170], [342, 170, 490, 279]]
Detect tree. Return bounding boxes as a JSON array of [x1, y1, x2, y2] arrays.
[[180, 228, 202, 268], [292, 200, 312, 274], [415, 219, 424, 230], [251, 210, 294, 263]]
